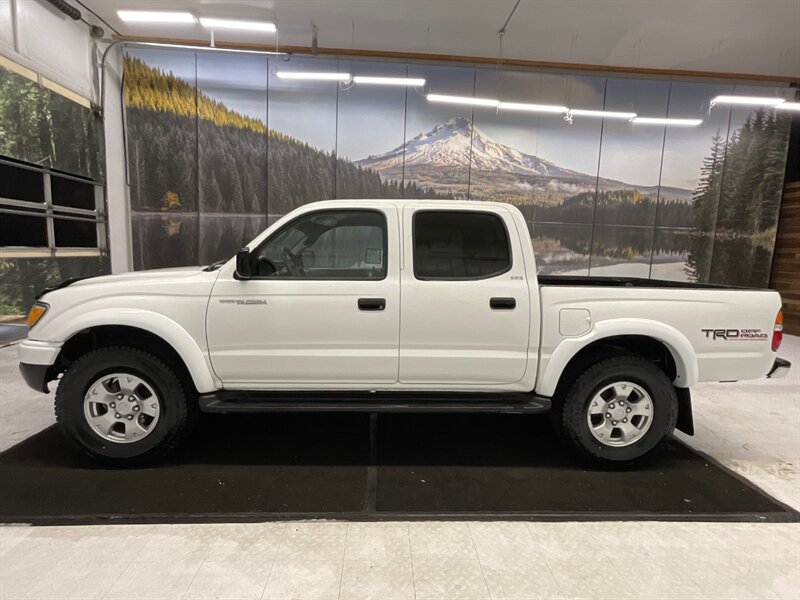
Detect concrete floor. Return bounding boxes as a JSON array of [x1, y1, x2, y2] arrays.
[[674, 333, 800, 511], [0, 337, 798, 599], [0, 340, 52, 453]]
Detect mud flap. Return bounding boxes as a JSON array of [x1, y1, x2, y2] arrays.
[[675, 387, 694, 435]]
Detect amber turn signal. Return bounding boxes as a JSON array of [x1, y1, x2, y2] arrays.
[[26, 303, 48, 328]]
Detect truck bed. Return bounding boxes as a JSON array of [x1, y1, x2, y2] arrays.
[[536, 277, 781, 389]]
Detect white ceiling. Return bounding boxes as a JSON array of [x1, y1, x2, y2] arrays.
[[79, 0, 800, 78]]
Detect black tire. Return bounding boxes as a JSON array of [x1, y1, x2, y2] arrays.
[[556, 354, 678, 468], [54, 346, 197, 466]]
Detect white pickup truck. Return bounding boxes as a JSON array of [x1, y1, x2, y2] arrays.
[[19, 199, 790, 467]]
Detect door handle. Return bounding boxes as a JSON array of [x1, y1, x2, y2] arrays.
[[358, 298, 386, 311], [490, 297, 516, 310]]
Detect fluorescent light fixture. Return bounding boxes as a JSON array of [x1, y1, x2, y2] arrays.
[[776, 102, 800, 111], [426, 94, 499, 107], [497, 102, 567, 114], [711, 95, 785, 107], [117, 10, 196, 23], [199, 17, 276, 32], [276, 71, 351, 81], [352, 76, 425, 86], [632, 117, 703, 126], [568, 109, 637, 120]]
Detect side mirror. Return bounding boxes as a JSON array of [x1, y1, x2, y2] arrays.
[[235, 248, 252, 280]]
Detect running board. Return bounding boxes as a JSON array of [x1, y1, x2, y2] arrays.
[[198, 391, 551, 414]]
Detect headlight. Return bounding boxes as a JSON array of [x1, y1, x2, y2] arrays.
[[27, 302, 49, 329]]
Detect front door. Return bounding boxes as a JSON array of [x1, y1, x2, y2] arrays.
[[399, 205, 531, 385], [207, 206, 400, 388]]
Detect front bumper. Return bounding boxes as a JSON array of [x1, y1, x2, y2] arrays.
[[767, 358, 791, 379], [19, 363, 51, 393], [17, 339, 62, 365], [17, 339, 62, 393]]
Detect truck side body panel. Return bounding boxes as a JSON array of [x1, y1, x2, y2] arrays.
[[536, 284, 781, 397]]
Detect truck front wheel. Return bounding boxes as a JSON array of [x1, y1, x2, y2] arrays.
[[557, 354, 678, 467], [55, 346, 196, 465]]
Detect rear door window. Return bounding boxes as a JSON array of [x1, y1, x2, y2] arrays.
[[413, 211, 511, 280]]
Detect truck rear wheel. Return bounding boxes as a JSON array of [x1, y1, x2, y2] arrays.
[[55, 346, 196, 466], [557, 354, 678, 467]]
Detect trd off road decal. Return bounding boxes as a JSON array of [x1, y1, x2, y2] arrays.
[[701, 328, 768, 341]]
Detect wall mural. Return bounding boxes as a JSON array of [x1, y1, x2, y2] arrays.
[[123, 49, 792, 287]]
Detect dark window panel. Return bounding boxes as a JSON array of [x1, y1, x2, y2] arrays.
[[0, 162, 45, 204], [53, 218, 97, 248], [414, 211, 511, 280], [0, 213, 48, 247], [51, 176, 96, 210]]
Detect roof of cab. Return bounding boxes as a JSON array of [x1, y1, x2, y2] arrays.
[[298, 198, 517, 210]]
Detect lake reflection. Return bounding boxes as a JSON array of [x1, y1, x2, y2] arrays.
[[530, 222, 773, 287], [132, 212, 268, 270]]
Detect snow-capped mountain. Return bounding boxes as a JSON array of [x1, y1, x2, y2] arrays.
[[355, 117, 692, 201], [357, 117, 585, 180]]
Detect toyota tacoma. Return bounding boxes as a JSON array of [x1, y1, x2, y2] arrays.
[[18, 200, 791, 466]]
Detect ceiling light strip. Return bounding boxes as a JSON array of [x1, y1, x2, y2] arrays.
[[117, 10, 196, 23], [353, 76, 425, 86], [497, 102, 567, 114], [776, 102, 800, 111], [199, 18, 276, 32], [276, 71, 351, 81], [711, 95, 786, 107], [426, 94, 499, 107], [568, 109, 637, 120], [632, 117, 703, 126]]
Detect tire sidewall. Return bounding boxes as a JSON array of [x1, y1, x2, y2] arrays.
[[564, 357, 677, 464], [57, 349, 186, 461]]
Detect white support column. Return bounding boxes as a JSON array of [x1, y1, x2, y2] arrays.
[[102, 44, 133, 273]]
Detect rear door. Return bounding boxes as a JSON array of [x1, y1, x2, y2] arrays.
[[399, 205, 531, 385]]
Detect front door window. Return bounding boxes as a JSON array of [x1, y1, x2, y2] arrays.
[[253, 210, 386, 280]]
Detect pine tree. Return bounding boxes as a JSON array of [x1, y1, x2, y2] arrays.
[[758, 113, 791, 231], [692, 130, 725, 232]]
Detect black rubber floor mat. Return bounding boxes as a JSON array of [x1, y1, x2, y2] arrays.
[[0, 413, 370, 521], [0, 413, 795, 524], [375, 414, 794, 517]]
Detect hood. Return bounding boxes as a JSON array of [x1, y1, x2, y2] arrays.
[[37, 266, 224, 307], [67, 266, 208, 289]]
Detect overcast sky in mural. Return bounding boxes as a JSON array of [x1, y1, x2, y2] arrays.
[[198, 52, 267, 122], [128, 49, 787, 192]]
